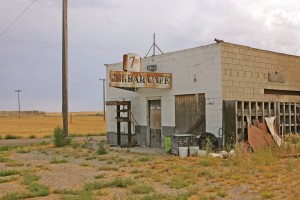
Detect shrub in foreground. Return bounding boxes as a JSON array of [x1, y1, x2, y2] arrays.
[[52, 127, 71, 147]]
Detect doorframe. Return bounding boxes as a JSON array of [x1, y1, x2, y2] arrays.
[[146, 97, 161, 147]]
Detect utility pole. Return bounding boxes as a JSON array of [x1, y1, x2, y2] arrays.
[[62, 0, 68, 136], [99, 78, 106, 121], [15, 90, 22, 119]]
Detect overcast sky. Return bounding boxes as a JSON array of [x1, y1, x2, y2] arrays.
[[1, 0, 300, 112]]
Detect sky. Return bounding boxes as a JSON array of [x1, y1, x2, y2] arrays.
[[1, 0, 300, 112]]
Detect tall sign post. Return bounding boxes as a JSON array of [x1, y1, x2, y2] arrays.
[[62, 0, 68, 136]]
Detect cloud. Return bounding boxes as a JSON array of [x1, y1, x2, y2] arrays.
[[1, 0, 300, 111]]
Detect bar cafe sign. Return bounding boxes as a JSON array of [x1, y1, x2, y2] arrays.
[[109, 71, 172, 89], [109, 53, 172, 89]]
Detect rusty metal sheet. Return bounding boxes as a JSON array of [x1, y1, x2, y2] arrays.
[[109, 70, 172, 89], [259, 123, 269, 133], [259, 123, 277, 147], [248, 125, 269, 151]]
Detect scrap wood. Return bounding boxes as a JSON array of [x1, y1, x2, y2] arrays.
[[265, 117, 283, 147]]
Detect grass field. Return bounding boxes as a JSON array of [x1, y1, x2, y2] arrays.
[[0, 112, 106, 138], [0, 143, 299, 200]]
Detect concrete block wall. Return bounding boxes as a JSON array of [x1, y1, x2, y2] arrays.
[[221, 43, 300, 102]]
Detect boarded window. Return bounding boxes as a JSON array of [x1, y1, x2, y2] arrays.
[[175, 94, 205, 135]]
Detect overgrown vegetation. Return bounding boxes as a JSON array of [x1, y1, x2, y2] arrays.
[[0, 134, 300, 199], [4, 134, 22, 139], [97, 142, 108, 155], [52, 127, 71, 147], [50, 157, 68, 164]]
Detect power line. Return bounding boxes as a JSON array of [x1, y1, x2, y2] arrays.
[[0, 38, 130, 52], [0, 0, 38, 38]]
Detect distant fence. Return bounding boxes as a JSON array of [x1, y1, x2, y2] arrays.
[[0, 111, 46, 116]]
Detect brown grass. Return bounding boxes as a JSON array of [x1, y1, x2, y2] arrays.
[[0, 143, 300, 199], [0, 112, 106, 138]]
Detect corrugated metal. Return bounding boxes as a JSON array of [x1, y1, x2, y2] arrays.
[[175, 94, 205, 135]]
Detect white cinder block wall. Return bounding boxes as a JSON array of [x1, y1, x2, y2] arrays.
[[106, 43, 222, 137]]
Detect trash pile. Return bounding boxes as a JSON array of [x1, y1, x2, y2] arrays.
[[178, 116, 300, 159], [248, 116, 300, 154]]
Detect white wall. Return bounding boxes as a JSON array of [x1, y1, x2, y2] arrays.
[[106, 43, 222, 136]]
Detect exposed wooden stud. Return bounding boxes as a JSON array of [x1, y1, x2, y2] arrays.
[[235, 101, 238, 143], [255, 101, 258, 119], [106, 101, 131, 106], [276, 102, 280, 135], [288, 103, 291, 133], [241, 101, 244, 134], [296, 105, 298, 133], [128, 103, 132, 147], [262, 102, 265, 121], [283, 102, 286, 134], [117, 105, 121, 145]]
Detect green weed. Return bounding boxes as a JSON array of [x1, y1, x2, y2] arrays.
[[23, 173, 40, 185], [28, 182, 49, 197], [261, 191, 274, 199], [169, 177, 189, 189], [0, 145, 11, 151], [97, 142, 108, 155], [0, 176, 18, 183], [4, 135, 21, 139], [94, 173, 106, 179], [0, 169, 19, 176], [50, 157, 68, 164], [52, 127, 71, 147], [139, 156, 150, 162], [132, 184, 154, 194], [111, 177, 134, 188]]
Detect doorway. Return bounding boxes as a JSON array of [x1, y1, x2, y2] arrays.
[[148, 100, 161, 148]]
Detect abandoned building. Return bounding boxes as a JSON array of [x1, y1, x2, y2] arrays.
[[105, 41, 300, 150]]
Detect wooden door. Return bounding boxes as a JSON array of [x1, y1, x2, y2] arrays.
[[149, 100, 161, 148], [175, 94, 205, 135]]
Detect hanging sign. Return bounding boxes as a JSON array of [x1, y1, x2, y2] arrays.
[[109, 71, 172, 89], [123, 54, 141, 72]]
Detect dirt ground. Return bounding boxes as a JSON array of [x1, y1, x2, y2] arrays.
[[0, 138, 300, 200]]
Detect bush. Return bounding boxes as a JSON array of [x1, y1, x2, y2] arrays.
[[52, 127, 71, 147], [29, 182, 49, 197], [4, 134, 21, 139], [0, 146, 11, 151], [132, 184, 154, 194], [97, 142, 108, 155]]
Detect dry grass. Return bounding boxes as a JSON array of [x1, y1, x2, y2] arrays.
[[0, 112, 106, 138], [0, 143, 300, 200]]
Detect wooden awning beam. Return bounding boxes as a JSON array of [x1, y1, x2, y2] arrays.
[[106, 101, 131, 106]]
